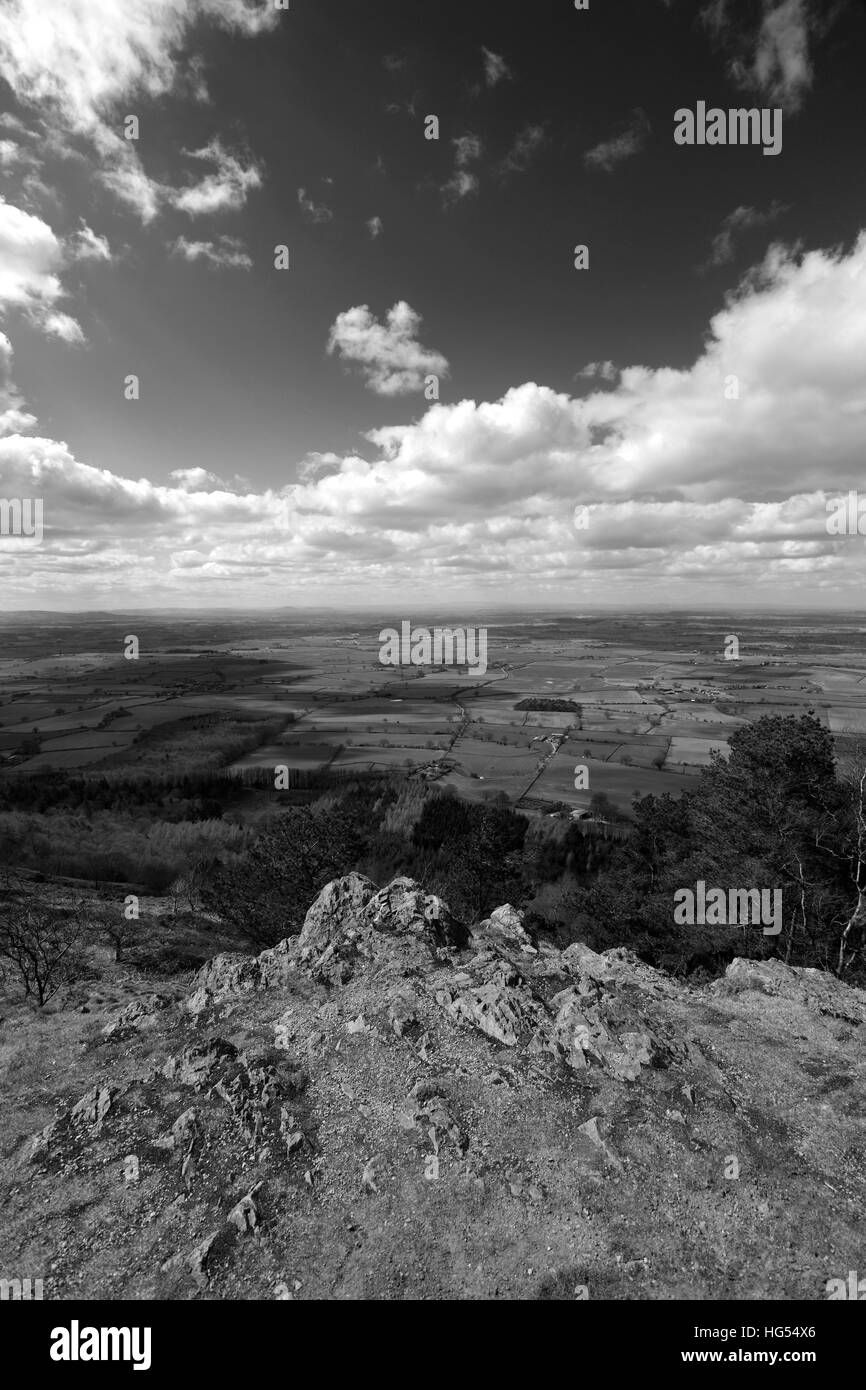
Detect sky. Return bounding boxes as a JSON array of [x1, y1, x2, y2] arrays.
[[0, 0, 866, 611]]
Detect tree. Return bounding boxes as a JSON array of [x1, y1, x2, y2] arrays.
[[0, 900, 86, 1006], [200, 805, 365, 947], [91, 903, 139, 963], [582, 714, 865, 979], [434, 804, 529, 919]]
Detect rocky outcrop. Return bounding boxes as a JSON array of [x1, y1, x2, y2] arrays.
[[712, 956, 866, 1024], [472, 903, 537, 955], [102, 994, 172, 1038], [9, 874, 866, 1301], [297, 872, 378, 957]]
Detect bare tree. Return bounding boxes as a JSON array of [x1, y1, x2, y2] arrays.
[[91, 903, 139, 963], [0, 900, 87, 1006]]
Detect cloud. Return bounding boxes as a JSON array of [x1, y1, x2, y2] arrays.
[[5, 233, 866, 605], [702, 0, 830, 113], [703, 202, 788, 269], [0, 1, 279, 134], [366, 216, 383, 239], [500, 124, 546, 177], [327, 301, 450, 396], [42, 311, 86, 344], [0, 1, 278, 218], [0, 138, 37, 169], [70, 220, 112, 262], [481, 47, 511, 87], [0, 329, 37, 435], [577, 361, 620, 384], [169, 466, 236, 490], [441, 134, 483, 203], [298, 186, 333, 224], [585, 110, 650, 172], [454, 134, 483, 166], [172, 138, 263, 216], [0, 198, 84, 342], [171, 234, 252, 269], [98, 147, 164, 223]]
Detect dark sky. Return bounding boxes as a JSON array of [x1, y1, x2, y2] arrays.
[[1, 0, 865, 609]]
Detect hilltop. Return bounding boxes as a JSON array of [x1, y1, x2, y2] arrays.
[[1, 874, 863, 1300]]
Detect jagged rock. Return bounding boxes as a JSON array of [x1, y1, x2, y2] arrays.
[[578, 1116, 623, 1170], [414, 1094, 468, 1154], [101, 994, 171, 1038], [187, 939, 296, 1014], [387, 988, 419, 1037], [444, 970, 549, 1048], [361, 877, 468, 953], [474, 904, 537, 954], [212, 1051, 308, 1154], [713, 957, 866, 1023], [70, 1084, 116, 1131], [361, 1156, 382, 1193], [298, 873, 378, 957], [562, 941, 611, 982], [228, 1185, 262, 1234], [162, 1037, 237, 1088], [548, 985, 659, 1081], [153, 1106, 199, 1153], [28, 1083, 119, 1164], [172, 1107, 199, 1148], [28, 1116, 67, 1163], [163, 1229, 227, 1289]]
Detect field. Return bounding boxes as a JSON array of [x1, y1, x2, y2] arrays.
[[0, 610, 864, 816]]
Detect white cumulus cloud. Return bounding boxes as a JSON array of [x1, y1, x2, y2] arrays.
[[327, 302, 450, 397]]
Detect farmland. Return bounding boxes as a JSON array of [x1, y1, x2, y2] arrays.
[[0, 609, 863, 817]]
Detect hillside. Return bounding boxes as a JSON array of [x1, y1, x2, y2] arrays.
[[1, 875, 863, 1301]]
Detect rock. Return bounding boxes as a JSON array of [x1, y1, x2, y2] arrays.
[[578, 1116, 623, 1170], [713, 957, 866, 1023], [361, 878, 468, 953], [361, 1157, 382, 1193], [562, 941, 611, 981], [388, 989, 419, 1037], [70, 1085, 116, 1131], [228, 1185, 262, 1234], [547, 985, 660, 1082], [298, 873, 378, 957], [442, 957, 548, 1047], [474, 904, 537, 954], [101, 994, 171, 1038], [549, 993, 593, 1071], [123, 1155, 140, 1183], [172, 1107, 199, 1148], [162, 1038, 237, 1088], [404, 1087, 467, 1153], [186, 1231, 223, 1288], [187, 939, 297, 1013], [447, 977, 548, 1047]]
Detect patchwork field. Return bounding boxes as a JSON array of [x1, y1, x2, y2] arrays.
[[0, 610, 863, 817]]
